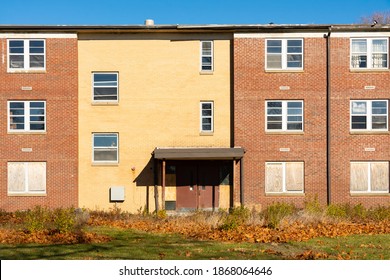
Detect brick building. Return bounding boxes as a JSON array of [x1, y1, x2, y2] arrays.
[[233, 25, 390, 209], [0, 28, 78, 211], [0, 23, 388, 212], [329, 26, 390, 207]]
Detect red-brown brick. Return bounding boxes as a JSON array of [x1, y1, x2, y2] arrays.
[[234, 31, 390, 209], [0, 36, 78, 211]]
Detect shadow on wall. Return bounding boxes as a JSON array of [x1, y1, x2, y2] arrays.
[[133, 156, 158, 212]]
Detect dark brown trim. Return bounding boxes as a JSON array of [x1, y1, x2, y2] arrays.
[[153, 147, 244, 160]]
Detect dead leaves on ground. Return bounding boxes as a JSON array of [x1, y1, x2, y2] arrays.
[[88, 216, 390, 244], [1, 213, 389, 247], [0, 229, 111, 245]]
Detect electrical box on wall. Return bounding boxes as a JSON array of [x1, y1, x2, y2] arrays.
[[110, 186, 125, 202]]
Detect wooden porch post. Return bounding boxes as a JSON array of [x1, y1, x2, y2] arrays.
[[161, 159, 166, 210]]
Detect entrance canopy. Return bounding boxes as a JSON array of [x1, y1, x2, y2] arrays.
[[153, 147, 244, 160]]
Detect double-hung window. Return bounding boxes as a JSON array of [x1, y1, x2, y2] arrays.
[[350, 162, 389, 193], [200, 41, 213, 71], [93, 133, 119, 163], [265, 162, 304, 194], [200, 101, 213, 132], [266, 100, 303, 132], [92, 72, 118, 103], [8, 162, 46, 195], [350, 100, 388, 131], [8, 39, 45, 71], [351, 38, 388, 69], [8, 101, 46, 132], [266, 39, 303, 70]]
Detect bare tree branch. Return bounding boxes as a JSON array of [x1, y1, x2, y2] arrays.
[[360, 11, 390, 24]]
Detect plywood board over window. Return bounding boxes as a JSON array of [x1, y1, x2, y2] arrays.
[[286, 162, 304, 191], [265, 162, 304, 194], [265, 163, 283, 192], [350, 162, 389, 193], [8, 162, 46, 195], [350, 162, 369, 192], [371, 162, 389, 192]]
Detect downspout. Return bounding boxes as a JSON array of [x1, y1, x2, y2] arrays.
[[324, 27, 332, 205]]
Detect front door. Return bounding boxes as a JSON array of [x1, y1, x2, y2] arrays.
[[175, 161, 219, 211]]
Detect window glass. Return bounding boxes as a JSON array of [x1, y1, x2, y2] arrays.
[[201, 41, 213, 71], [200, 102, 213, 132], [266, 39, 303, 70], [266, 101, 303, 131], [8, 101, 45, 132], [351, 100, 388, 131], [93, 73, 118, 102], [93, 133, 118, 163], [351, 38, 388, 69], [8, 39, 45, 70]]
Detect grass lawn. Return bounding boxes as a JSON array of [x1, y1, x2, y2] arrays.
[[1, 226, 389, 260]]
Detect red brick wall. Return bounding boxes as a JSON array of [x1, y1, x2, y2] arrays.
[[234, 34, 390, 209], [0, 37, 78, 211], [330, 37, 390, 207], [233, 36, 328, 209]]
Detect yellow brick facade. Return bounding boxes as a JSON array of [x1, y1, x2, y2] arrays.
[[78, 33, 233, 212]]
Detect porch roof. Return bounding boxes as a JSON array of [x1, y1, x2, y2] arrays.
[[153, 147, 244, 160]]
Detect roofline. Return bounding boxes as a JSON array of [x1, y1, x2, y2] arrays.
[[1, 24, 390, 33]]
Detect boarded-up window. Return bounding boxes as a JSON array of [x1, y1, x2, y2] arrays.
[[8, 162, 46, 194], [265, 162, 304, 193], [351, 162, 389, 193]]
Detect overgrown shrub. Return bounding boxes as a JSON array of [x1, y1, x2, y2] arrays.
[[20, 206, 88, 233], [262, 202, 297, 229], [304, 195, 323, 214], [325, 204, 348, 219], [368, 205, 390, 221], [52, 208, 76, 233], [219, 206, 250, 230], [24, 206, 50, 232]]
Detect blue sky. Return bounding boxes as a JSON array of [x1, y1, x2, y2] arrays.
[[1, 0, 390, 25]]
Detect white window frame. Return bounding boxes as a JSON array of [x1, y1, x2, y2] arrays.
[[265, 38, 303, 70], [92, 72, 119, 103], [8, 101, 46, 133], [200, 101, 214, 133], [350, 38, 388, 70], [265, 162, 304, 194], [350, 162, 389, 194], [350, 100, 388, 131], [92, 133, 119, 163], [7, 39, 46, 72], [7, 162, 47, 195], [200, 41, 213, 72], [266, 100, 303, 132]]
